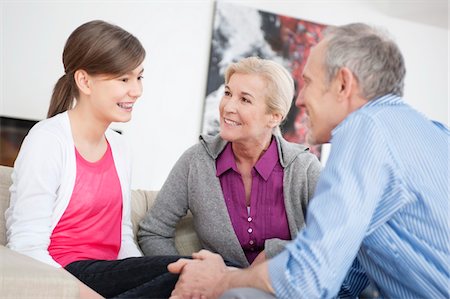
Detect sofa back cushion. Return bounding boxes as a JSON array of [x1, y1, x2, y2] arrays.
[[131, 189, 201, 255]]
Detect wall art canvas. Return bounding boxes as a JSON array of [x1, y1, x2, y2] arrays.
[[201, 2, 326, 158]]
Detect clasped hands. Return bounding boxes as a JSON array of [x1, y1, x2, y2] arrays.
[[168, 249, 230, 299]]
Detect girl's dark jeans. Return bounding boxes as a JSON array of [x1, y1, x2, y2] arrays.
[[65, 255, 183, 299]]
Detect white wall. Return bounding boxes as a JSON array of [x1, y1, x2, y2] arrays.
[[1, 0, 448, 190]]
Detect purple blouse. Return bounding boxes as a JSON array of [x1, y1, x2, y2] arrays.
[[216, 138, 291, 264]]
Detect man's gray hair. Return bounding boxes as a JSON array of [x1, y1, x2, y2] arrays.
[[323, 23, 406, 99]]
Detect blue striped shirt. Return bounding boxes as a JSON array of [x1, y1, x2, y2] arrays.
[[268, 94, 450, 298]]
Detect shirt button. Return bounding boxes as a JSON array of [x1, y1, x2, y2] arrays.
[[249, 240, 254, 245], [247, 228, 253, 234], [247, 217, 252, 222]]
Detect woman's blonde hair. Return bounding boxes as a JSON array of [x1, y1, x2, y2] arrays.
[[224, 57, 294, 133]]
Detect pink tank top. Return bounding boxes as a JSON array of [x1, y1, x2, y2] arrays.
[[48, 142, 122, 267]]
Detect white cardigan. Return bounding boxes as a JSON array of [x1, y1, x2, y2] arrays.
[[5, 112, 142, 267]]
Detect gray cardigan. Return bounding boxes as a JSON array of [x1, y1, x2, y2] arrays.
[[138, 134, 321, 267]]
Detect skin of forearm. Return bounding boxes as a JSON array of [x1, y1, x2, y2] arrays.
[[223, 262, 275, 295]]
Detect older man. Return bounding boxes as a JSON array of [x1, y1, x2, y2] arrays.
[[168, 23, 449, 299]]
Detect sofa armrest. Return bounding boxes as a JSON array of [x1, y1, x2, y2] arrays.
[[0, 246, 79, 299]]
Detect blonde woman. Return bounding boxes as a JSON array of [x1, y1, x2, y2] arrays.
[[139, 57, 321, 268]]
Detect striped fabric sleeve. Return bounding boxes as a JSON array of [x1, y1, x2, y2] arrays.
[[336, 257, 369, 298]]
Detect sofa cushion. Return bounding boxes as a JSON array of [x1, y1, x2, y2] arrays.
[[0, 165, 13, 246], [0, 246, 78, 298]]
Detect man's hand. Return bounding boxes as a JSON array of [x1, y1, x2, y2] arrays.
[[168, 250, 229, 299]]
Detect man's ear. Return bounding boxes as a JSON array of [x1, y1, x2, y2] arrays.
[[74, 69, 91, 96], [336, 67, 355, 101]]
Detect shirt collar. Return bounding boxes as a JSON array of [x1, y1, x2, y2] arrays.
[[364, 94, 403, 108], [216, 142, 239, 176], [332, 93, 403, 137], [254, 137, 279, 181], [216, 138, 279, 181]]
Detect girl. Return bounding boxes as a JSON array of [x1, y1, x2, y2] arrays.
[[6, 20, 179, 298]]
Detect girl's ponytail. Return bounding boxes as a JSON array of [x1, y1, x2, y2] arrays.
[[47, 73, 74, 118]]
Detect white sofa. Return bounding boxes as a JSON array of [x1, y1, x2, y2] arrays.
[[0, 165, 201, 298]]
